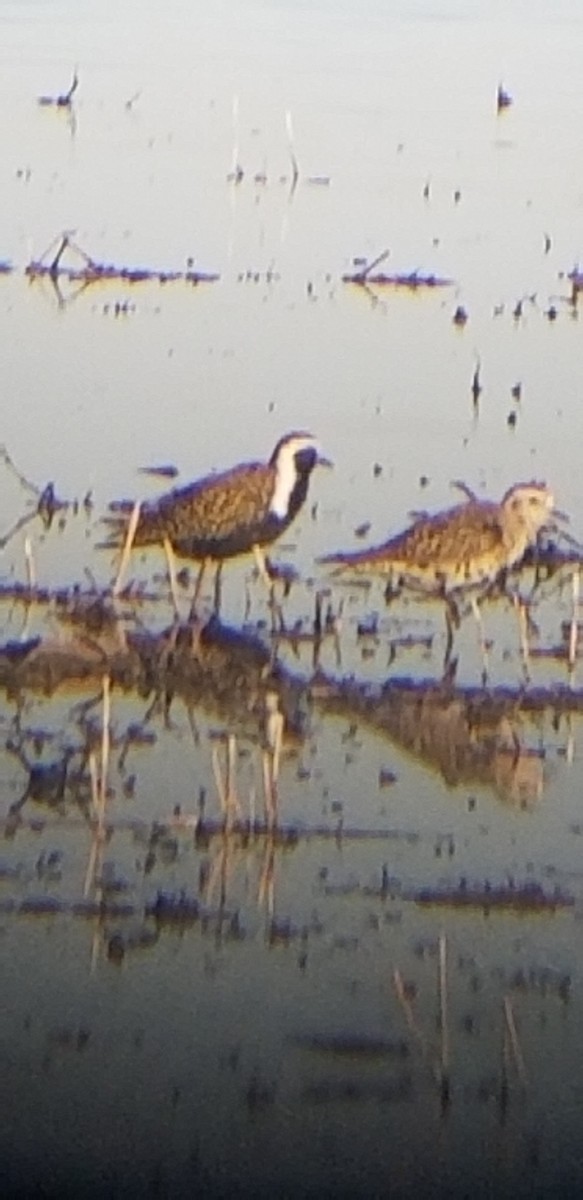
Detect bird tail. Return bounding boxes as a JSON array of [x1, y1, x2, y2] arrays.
[[97, 500, 150, 550], [316, 549, 373, 574]]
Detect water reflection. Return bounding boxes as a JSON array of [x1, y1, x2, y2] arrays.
[[0, 607, 580, 1198], [0, 603, 580, 839], [319, 675, 549, 807]]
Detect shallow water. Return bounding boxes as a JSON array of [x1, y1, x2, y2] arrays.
[[2, 2, 583, 1197]]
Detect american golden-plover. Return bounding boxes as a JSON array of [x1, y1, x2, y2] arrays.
[[105, 432, 331, 615], [320, 482, 558, 664]]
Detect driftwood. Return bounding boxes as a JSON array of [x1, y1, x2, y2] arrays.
[[25, 234, 219, 288], [38, 70, 79, 109], [343, 269, 454, 289], [342, 252, 453, 289]]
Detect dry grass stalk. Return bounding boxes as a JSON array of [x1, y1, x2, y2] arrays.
[[470, 596, 489, 679], [514, 595, 530, 678], [211, 744, 227, 812], [24, 536, 35, 591], [99, 674, 111, 811], [248, 782, 256, 827], [205, 841, 234, 908], [211, 735, 243, 827], [503, 995, 527, 1085], [285, 110, 299, 191], [227, 93, 243, 182], [83, 677, 111, 900], [112, 499, 141, 598], [262, 693, 284, 828], [257, 839, 276, 915], [83, 677, 111, 971], [438, 932, 450, 1099], [569, 566, 580, 672], [88, 750, 99, 820], [83, 767, 100, 899], [393, 968, 430, 1058]]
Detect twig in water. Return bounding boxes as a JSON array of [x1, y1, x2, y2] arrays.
[[227, 95, 243, 183], [38, 69, 79, 108], [471, 359, 482, 406], [360, 249, 390, 281], [450, 479, 479, 503], [285, 111, 300, 194], [0, 447, 69, 547], [0, 510, 36, 551], [0, 444, 43, 497]]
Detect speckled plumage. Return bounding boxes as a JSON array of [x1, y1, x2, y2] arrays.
[[104, 432, 326, 566], [320, 483, 556, 598]]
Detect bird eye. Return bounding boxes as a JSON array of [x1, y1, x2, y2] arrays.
[[528, 495, 540, 505]]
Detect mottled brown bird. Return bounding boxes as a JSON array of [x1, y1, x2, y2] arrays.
[[105, 432, 330, 612], [319, 482, 559, 660]]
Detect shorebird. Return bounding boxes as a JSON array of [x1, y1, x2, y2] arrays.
[[104, 432, 330, 615], [319, 482, 559, 663]]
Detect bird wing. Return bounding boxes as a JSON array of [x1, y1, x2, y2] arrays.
[[385, 501, 504, 569], [322, 501, 506, 574], [105, 462, 275, 552]]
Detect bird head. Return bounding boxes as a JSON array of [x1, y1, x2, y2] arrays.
[[502, 482, 559, 539], [269, 432, 331, 518]]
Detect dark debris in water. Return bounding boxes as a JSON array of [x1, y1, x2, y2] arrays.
[[25, 233, 219, 288], [292, 1033, 409, 1059], [146, 889, 200, 925], [38, 70, 79, 109], [413, 879, 574, 912], [301, 1073, 413, 1105], [342, 250, 453, 290]]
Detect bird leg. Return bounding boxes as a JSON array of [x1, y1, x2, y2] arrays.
[[187, 559, 208, 622], [443, 596, 460, 667], [162, 536, 181, 621], [213, 562, 223, 615], [253, 544, 285, 632], [111, 500, 141, 598], [513, 594, 531, 683], [253, 543, 272, 589], [470, 597, 490, 684]]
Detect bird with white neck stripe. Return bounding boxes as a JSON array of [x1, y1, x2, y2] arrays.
[[104, 432, 331, 613]]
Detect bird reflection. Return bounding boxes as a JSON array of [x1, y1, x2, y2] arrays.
[[318, 678, 550, 808]]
